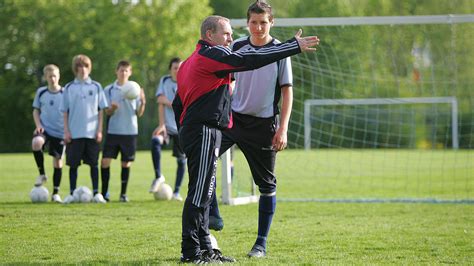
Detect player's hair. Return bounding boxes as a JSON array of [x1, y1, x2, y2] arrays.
[[247, 0, 273, 22], [72, 54, 92, 75], [43, 64, 59, 75], [168, 57, 181, 70], [200, 15, 230, 39], [116, 60, 131, 70]]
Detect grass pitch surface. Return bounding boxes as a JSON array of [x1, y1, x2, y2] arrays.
[[1, 150, 472, 264]]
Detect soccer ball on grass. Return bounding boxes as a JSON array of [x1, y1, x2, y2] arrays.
[[30, 186, 49, 203], [153, 183, 173, 201], [73, 186, 93, 203]]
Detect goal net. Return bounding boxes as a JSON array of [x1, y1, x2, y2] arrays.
[[221, 15, 474, 204]]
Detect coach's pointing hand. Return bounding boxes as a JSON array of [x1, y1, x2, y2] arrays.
[[295, 29, 320, 52]]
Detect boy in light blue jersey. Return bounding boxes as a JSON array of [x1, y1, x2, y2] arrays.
[[149, 57, 186, 201], [31, 64, 65, 203], [61, 54, 108, 204], [101, 60, 146, 202]]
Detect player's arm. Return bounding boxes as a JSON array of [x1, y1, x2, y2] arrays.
[[272, 85, 293, 151], [63, 112, 71, 143], [157, 103, 168, 136], [32, 109, 44, 134], [136, 88, 146, 117], [105, 103, 118, 116], [157, 95, 172, 107], [172, 94, 183, 131], [96, 110, 103, 143]]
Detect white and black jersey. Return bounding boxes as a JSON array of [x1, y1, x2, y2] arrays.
[[231, 36, 293, 118]]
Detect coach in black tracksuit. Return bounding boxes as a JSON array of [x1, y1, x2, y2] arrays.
[[172, 15, 319, 263]]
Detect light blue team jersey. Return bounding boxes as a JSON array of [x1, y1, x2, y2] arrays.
[[32, 86, 64, 139], [104, 81, 142, 135], [155, 75, 178, 135], [61, 78, 108, 139], [231, 37, 293, 118]]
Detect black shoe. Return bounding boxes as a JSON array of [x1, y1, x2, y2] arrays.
[[119, 195, 129, 202], [180, 251, 221, 264], [211, 249, 236, 263], [209, 216, 224, 231], [247, 244, 266, 258], [104, 192, 110, 202]]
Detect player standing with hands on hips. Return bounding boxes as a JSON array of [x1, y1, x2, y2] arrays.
[[173, 15, 319, 263]]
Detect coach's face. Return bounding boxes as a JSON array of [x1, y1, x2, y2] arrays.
[[207, 20, 233, 47]]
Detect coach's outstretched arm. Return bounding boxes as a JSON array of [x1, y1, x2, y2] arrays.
[[295, 29, 320, 52], [208, 32, 319, 77]]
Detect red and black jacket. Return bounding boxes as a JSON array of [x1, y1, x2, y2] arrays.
[[173, 38, 301, 130]]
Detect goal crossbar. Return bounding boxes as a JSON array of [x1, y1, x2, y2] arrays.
[[304, 97, 459, 150], [230, 14, 474, 28]]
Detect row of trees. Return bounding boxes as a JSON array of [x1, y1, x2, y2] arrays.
[[1, 0, 472, 151]]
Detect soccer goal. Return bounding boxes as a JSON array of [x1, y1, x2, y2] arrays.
[[221, 15, 474, 204]]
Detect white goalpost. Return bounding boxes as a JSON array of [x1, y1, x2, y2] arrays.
[[304, 97, 459, 150], [220, 14, 474, 205]]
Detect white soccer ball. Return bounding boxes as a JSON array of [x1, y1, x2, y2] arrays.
[[209, 234, 219, 250], [30, 186, 49, 203], [73, 186, 93, 203], [122, 80, 141, 100], [153, 183, 173, 201]]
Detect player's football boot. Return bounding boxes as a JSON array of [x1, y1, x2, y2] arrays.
[[93, 193, 107, 203], [149, 175, 165, 193], [247, 244, 266, 258], [119, 194, 129, 203], [180, 251, 221, 264], [51, 194, 62, 203], [211, 249, 236, 263], [208, 215, 224, 231], [172, 192, 183, 201], [34, 174, 48, 186]]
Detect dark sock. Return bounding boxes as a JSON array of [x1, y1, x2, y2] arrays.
[[174, 158, 186, 193], [69, 167, 78, 195], [120, 167, 130, 196], [101, 167, 110, 196], [151, 137, 162, 179], [255, 195, 276, 249], [52, 168, 62, 194], [90, 165, 99, 195], [33, 151, 45, 175]]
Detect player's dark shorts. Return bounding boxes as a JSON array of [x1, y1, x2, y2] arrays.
[[102, 134, 137, 162], [66, 138, 100, 167], [33, 132, 65, 159], [169, 134, 186, 160], [220, 111, 277, 194]]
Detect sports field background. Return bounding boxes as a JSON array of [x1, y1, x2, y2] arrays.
[[1, 150, 472, 264]]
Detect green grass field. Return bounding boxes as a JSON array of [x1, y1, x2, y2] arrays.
[[1, 150, 473, 264]]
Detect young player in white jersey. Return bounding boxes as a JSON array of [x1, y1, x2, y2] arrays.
[[210, 0, 298, 258], [31, 64, 65, 203], [61, 54, 109, 204], [149, 57, 186, 201], [101, 60, 146, 202]]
